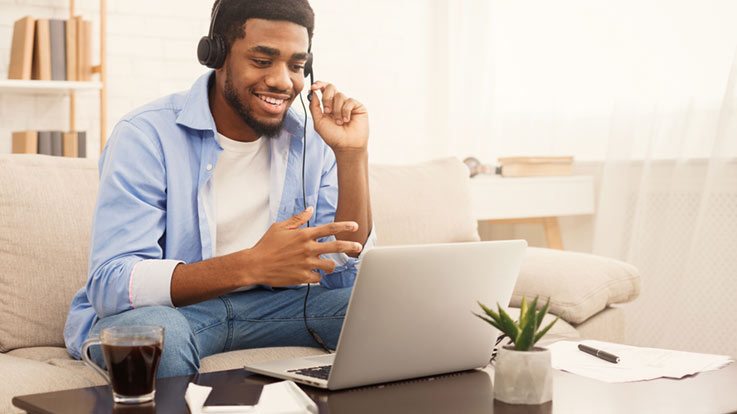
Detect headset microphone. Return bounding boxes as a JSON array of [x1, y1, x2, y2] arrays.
[[304, 53, 314, 101]]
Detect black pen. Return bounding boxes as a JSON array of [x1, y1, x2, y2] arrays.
[[578, 344, 621, 364]]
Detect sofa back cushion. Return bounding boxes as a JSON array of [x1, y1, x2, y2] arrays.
[[369, 157, 480, 246], [0, 155, 98, 351]]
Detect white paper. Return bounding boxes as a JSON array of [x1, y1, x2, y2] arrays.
[[548, 340, 734, 383], [185, 381, 318, 414]]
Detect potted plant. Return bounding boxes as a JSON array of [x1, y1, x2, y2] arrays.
[[475, 296, 560, 405]]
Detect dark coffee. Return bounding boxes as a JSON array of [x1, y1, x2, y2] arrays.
[[101, 341, 163, 397]]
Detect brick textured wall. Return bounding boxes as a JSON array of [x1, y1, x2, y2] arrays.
[[1, 0, 443, 162]]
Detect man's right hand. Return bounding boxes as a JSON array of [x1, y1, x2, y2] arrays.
[[171, 206, 362, 307], [240, 206, 362, 287]]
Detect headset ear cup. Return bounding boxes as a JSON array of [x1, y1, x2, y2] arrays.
[[197, 35, 226, 69], [197, 36, 213, 66], [211, 35, 227, 69]]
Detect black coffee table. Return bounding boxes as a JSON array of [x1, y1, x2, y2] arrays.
[[13, 363, 737, 414]]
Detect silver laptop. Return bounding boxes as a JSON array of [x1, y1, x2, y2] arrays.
[[244, 240, 526, 390]]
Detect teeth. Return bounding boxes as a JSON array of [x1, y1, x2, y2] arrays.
[[259, 95, 284, 105]]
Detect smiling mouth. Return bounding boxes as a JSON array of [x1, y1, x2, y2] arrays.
[[255, 93, 288, 107]]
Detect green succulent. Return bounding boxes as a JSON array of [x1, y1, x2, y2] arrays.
[[474, 296, 560, 351]]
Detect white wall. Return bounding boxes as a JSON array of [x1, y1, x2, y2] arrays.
[[3, 1, 736, 160], [482, 0, 737, 161]]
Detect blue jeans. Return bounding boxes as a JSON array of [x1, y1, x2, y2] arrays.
[[87, 286, 351, 378]]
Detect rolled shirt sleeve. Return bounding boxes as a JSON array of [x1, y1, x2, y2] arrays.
[[129, 259, 183, 308]]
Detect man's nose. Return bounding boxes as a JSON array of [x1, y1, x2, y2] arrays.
[[264, 64, 292, 91]]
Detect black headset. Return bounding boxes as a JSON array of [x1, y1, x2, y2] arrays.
[[197, 0, 314, 85]]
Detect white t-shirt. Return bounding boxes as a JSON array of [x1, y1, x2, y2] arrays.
[[213, 132, 271, 258]]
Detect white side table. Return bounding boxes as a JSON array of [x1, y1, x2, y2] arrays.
[[469, 175, 595, 249]]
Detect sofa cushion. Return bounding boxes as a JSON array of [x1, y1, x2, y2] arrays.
[[0, 155, 98, 351], [6, 346, 74, 362], [510, 247, 641, 324], [0, 353, 102, 414], [369, 157, 480, 246], [574, 306, 626, 343]]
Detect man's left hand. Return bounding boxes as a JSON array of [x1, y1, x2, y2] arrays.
[[308, 81, 369, 153]]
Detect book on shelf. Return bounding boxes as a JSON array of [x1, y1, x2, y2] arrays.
[[77, 131, 87, 157], [50, 130, 63, 156], [65, 17, 77, 81], [49, 19, 67, 81], [37, 131, 52, 155], [11, 130, 86, 158], [32, 18, 51, 81], [9, 15, 92, 81], [497, 156, 574, 177], [8, 16, 36, 80], [62, 131, 86, 157], [79, 18, 93, 81], [12, 131, 37, 154]]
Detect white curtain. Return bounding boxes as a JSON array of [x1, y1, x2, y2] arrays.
[[444, 0, 737, 357]]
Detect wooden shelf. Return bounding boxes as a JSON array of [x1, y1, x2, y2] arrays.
[[6, 0, 106, 152], [469, 175, 595, 220], [0, 79, 102, 94]]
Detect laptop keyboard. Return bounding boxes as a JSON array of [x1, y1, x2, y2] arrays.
[[288, 365, 332, 380]]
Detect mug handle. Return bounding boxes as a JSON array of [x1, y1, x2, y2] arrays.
[[81, 337, 110, 385]]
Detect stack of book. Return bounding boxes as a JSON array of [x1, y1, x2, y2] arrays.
[[12, 130, 86, 158], [497, 156, 574, 177], [7, 15, 93, 81]]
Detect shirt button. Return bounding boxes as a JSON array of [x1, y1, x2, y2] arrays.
[[206, 164, 213, 171]]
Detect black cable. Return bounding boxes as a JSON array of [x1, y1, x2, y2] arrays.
[[299, 91, 334, 354], [489, 333, 509, 365]]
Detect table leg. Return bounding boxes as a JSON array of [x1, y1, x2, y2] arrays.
[[543, 217, 563, 250]]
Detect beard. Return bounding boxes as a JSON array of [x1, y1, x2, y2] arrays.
[[223, 67, 288, 138]]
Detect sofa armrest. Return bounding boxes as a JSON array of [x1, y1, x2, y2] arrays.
[[509, 247, 641, 325]]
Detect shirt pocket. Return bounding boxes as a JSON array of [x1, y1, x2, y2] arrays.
[[293, 193, 318, 227]]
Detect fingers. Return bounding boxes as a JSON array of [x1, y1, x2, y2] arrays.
[[304, 270, 323, 284], [284, 206, 314, 230], [311, 259, 336, 274], [341, 98, 359, 124], [309, 82, 363, 126], [312, 240, 363, 256], [318, 82, 336, 115], [307, 220, 358, 240], [308, 85, 324, 121]]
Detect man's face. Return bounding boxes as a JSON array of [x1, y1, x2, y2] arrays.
[[221, 18, 310, 138]]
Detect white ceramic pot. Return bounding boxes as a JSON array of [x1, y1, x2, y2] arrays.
[[494, 345, 553, 405]]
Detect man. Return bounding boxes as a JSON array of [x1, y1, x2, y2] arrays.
[[64, 0, 374, 378]]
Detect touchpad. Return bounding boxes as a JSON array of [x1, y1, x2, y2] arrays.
[[305, 354, 335, 364]]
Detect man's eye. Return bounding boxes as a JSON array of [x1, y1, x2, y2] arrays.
[[253, 59, 270, 66], [291, 64, 305, 72]]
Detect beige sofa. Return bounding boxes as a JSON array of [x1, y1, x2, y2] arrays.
[[0, 154, 640, 413]]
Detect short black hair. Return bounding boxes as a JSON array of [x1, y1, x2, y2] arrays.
[[211, 0, 315, 55]]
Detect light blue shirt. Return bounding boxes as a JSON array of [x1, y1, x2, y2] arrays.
[[64, 71, 376, 359]]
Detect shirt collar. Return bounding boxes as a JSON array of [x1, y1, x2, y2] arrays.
[[176, 70, 306, 140], [176, 71, 218, 132]]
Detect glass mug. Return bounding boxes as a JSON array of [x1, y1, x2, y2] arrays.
[[81, 325, 164, 404]]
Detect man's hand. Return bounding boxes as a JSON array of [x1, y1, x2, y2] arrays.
[[171, 207, 361, 307], [242, 206, 362, 287], [309, 81, 369, 153]]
